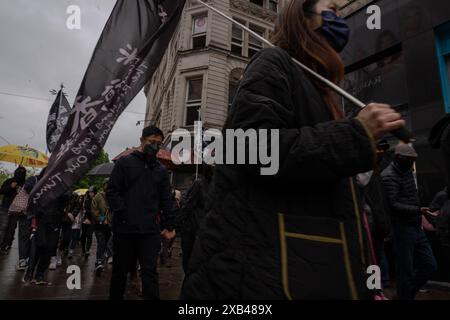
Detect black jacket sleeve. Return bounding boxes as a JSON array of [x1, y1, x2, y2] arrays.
[[430, 191, 448, 211], [159, 168, 179, 232], [106, 159, 127, 214], [23, 176, 37, 194], [226, 48, 376, 183], [0, 179, 15, 195], [382, 174, 420, 216]]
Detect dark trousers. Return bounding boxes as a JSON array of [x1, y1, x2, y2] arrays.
[[1, 212, 30, 259], [26, 223, 60, 279], [59, 222, 72, 254], [181, 231, 196, 274], [392, 222, 438, 300], [80, 223, 94, 253], [160, 236, 175, 265], [94, 224, 111, 264], [69, 229, 81, 250], [18, 215, 31, 260], [0, 207, 8, 243], [1, 212, 18, 247], [110, 233, 161, 300]]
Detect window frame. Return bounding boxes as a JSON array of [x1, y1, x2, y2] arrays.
[[184, 77, 204, 127], [436, 22, 450, 112], [191, 14, 208, 49]]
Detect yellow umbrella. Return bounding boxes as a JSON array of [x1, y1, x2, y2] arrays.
[[0, 145, 48, 168], [74, 189, 88, 196]]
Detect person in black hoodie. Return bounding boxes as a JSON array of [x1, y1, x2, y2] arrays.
[[179, 166, 213, 274], [0, 166, 27, 253], [23, 168, 72, 285], [80, 186, 96, 257], [107, 125, 179, 300], [381, 144, 438, 299]]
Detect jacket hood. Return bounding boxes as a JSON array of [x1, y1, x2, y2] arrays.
[[429, 114, 450, 148], [13, 166, 26, 184], [130, 150, 159, 167]]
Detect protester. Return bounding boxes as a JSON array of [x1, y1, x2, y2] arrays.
[[356, 140, 391, 298], [68, 195, 84, 259], [159, 186, 182, 267], [182, 0, 406, 300], [9, 174, 39, 271], [179, 167, 213, 274], [0, 166, 27, 253], [55, 192, 80, 266], [382, 144, 438, 300], [92, 180, 112, 276], [23, 169, 72, 285], [107, 125, 179, 300], [356, 141, 391, 261], [80, 187, 96, 257], [429, 187, 450, 279]]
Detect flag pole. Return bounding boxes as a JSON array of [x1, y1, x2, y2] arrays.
[[58, 83, 64, 111], [194, 0, 412, 143], [195, 109, 201, 180]]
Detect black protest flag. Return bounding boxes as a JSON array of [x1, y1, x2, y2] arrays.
[[30, 0, 186, 210], [46, 88, 71, 153]]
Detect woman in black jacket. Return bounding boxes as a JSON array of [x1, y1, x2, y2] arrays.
[[182, 0, 405, 300], [80, 187, 96, 257]]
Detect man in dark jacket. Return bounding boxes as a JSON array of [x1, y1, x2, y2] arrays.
[[0, 166, 27, 253], [356, 140, 391, 294], [381, 144, 437, 300], [107, 125, 178, 300]]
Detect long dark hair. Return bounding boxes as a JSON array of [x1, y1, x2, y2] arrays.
[[271, 0, 345, 119]]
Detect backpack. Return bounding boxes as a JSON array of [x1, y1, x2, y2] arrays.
[[8, 187, 29, 215]]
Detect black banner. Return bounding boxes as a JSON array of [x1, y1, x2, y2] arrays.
[[46, 89, 71, 153], [30, 0, 186, 209]]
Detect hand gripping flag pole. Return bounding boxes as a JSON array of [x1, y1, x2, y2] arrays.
[[195, 0, 412, 143]]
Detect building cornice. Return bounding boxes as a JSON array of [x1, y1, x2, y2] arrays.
[[230, 0, 277, 23]]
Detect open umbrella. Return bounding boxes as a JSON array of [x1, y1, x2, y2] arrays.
[[74, 189, 88, 196], [87, 162, 115, 177], [0, 145, 48, 168]]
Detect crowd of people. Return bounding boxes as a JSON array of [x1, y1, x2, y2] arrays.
[[2, 0, 450, 301], [1, 123, 449, 300]]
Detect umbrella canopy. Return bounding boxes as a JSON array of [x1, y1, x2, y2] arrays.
[[0, 145, 48, 168], [74, 189, 88, 196], [88, 162, 115, 177]]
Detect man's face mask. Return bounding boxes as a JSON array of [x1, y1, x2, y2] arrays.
[[396, 157, 415, 171], [143, 143, 160, 161], [310, 10, 350, 53]]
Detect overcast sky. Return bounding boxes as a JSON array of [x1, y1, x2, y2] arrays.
[[0, 0, 146, 172]]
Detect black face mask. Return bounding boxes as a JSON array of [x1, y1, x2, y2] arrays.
[[310, 10, 351, 53], [396, 159, 415, 171], [143, 143, 160, 162]]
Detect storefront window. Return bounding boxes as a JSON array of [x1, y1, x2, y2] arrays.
[[435, 22, 450, 112]]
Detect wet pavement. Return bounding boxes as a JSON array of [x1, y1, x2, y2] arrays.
[[0, 233, 185, 300], [1, 231, 450, 300]]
